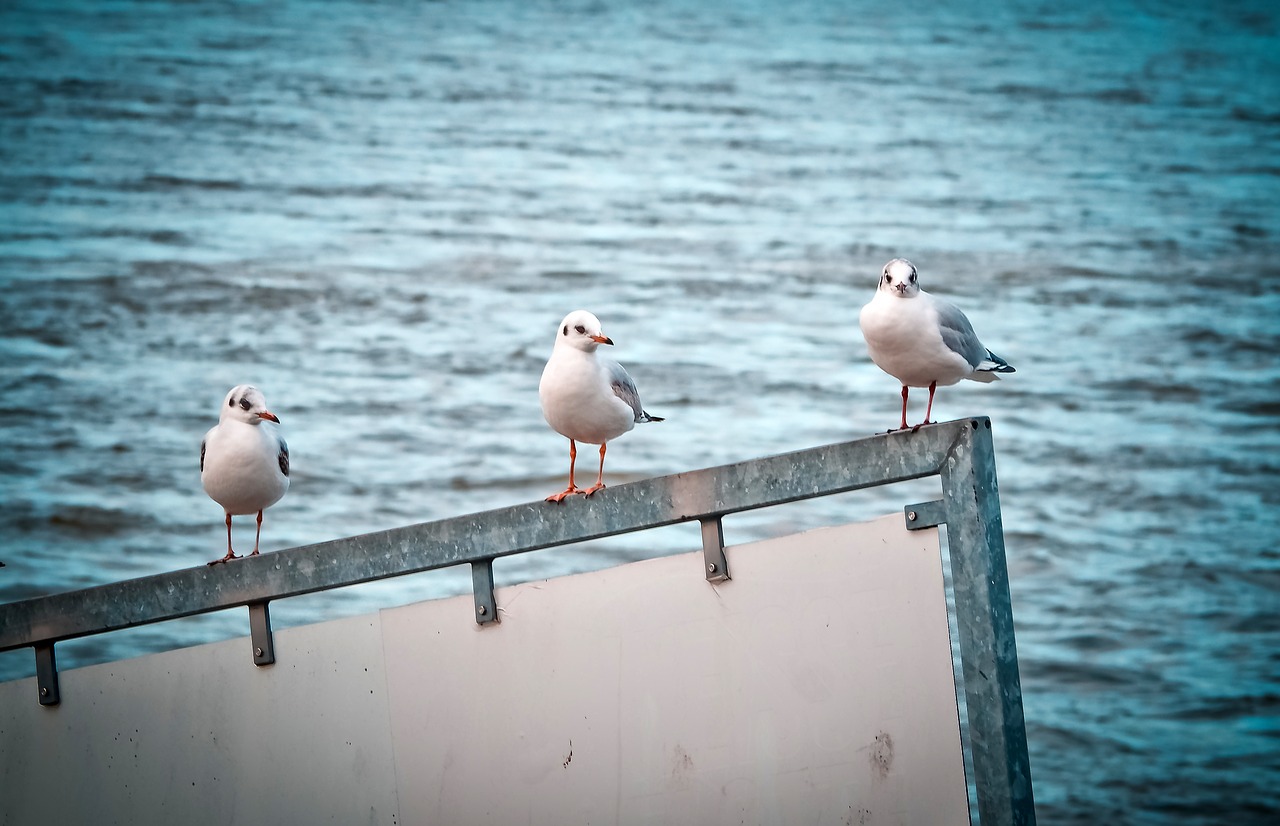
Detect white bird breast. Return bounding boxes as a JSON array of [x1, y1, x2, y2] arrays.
[[540, 356, 637, 445], [860, 296, 975, 389], [201, 422, 290, 515]]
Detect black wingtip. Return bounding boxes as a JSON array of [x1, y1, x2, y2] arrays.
[[983, 349, 1015, 373]]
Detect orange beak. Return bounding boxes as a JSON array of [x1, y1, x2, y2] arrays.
[[258, 411, 280, 423], [591, 334, 614, 345]]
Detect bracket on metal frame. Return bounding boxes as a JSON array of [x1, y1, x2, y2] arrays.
[[904, 499, 946, 531], [471, 558, 499, 625], [701, 516, 730, 583], [35, 642, 59, 706], [248, 601, 275, 666]]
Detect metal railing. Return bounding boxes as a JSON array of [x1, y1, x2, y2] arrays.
[[0, 417, 1035, 826]]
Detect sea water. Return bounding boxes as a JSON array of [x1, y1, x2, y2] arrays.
[[1, 1, 1278, 822]]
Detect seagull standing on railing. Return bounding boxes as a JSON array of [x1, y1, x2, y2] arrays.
[[859, 258, 1014, 431], [539, 310, 663, 503], [200, 385, 290, 565]]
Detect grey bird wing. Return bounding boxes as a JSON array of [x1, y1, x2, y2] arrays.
[[607, 360, 663, 423], [934, 298, 990, 370], [278, 438, 290, 477]]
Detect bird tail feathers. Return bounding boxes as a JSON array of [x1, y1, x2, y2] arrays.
[[968, 349, 1014, 382], [977, 349, 1015, 374]]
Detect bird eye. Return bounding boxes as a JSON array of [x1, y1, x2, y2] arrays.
[[574, 324, 586, 334], [239, 398, 251, 411]]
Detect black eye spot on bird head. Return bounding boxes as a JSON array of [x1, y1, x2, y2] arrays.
[[239, 397, 252, 411], [562, 324, 568, 336], [228, 397, 236, 408]]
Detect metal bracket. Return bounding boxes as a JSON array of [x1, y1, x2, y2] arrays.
[[904, 499, 946, 531], [471, 559, 498, 625], [701, 517, 730, 583], [35, 642, 59, 706], [248, 601, 275, 666]]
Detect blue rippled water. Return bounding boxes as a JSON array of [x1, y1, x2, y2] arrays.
[[2, 0, 1279, 822]]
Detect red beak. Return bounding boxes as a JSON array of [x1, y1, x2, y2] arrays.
[[258, 411, 280, 423], [591, 335, 614, 345]]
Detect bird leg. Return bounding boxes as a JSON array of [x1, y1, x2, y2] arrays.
[[546, 439, 586, 503], [911, 381, 939, 432], [893, 385, 910, 432], [207, 513, 240, 566], [250, 510, 264, 556], [583, 442, 609, 496]]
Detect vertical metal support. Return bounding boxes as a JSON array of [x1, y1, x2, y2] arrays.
[[701, 516, 730, 583], [940, 418, 1036, 826], [248, 601, 275, 666], [471, 559, 498, 625], [35, 642, 60, 706]]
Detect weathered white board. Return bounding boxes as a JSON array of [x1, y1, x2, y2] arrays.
[[0, 515, 967, 825]]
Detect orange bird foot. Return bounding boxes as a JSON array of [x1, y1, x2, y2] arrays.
[[207, 550, 240, 566], [582, 483, 607, 497], [545, 487, 585, 503]]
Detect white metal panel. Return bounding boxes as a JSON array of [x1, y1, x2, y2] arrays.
[[0, 615, 400, 826], [0, 514, 967, 826], [381, 515, 967, 825]]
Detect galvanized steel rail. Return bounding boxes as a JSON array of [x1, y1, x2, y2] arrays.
[[0, 417, 1035, 825]]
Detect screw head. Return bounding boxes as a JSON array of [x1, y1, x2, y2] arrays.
[[39, 687, 49, 697], [908, 511, 918, 522], [254, 647, 264, 658], [707, 562, 717, 573], [477, 605, 488, 616]]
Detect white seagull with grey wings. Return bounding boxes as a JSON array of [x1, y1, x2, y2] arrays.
[[539, 310, 663, 503], [859, 258, 1014, 431], [200, 384, 290, 565]]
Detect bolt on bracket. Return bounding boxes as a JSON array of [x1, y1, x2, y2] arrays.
[[35, 642, 59, 707], [701, 516, 730, 583], [471, 558, 499, 625], [248, 601, 275, 666], [904, 499, 947, 531]]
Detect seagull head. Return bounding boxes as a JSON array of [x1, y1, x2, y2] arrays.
[[220, 385, 281, 425], [879, 258, 920, 298], [554, 310, 614, 353]]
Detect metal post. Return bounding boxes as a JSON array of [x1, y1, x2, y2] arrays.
[[940, 419, 1036, 825]]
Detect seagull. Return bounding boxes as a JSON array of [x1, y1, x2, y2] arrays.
[[859, 258, 1014, 431], [200, 385, 290, 565], [539, 310, 663, 503]]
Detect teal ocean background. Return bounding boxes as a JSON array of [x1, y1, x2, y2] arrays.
[[2, 1, 1278, 821]]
